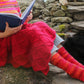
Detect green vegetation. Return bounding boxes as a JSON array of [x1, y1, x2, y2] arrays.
[[59, 24, 66, 32], [61, 5, 67, 10]]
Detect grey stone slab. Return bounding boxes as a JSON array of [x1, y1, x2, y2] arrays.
[[49, 65, 84, 84], [67, 6, 84, 13], [52, 73, 84, 84], [73, 12, 84, 21], [71, 21, 84, 30], [68, 2, 84, 6]]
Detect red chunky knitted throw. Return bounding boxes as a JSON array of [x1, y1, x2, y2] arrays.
[[0, 21, 56, 75]]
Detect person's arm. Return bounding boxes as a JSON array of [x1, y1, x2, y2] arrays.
[[0, 32, 7, 38], [25, 10, 33, 23], [0, 22, 22, 38], [0, 10, 33, 38]]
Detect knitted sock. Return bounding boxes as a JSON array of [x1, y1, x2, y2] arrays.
[[50, 53, 84, 82], [58, 47, 84, 68]]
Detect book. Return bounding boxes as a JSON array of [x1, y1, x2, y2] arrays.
[[0, 0, 36, 31]]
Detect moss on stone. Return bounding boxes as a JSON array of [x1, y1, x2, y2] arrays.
[[61, 5, 67, 10], [59, 24, 66, 32], [57, 33, 66, 39], [57, 33, 65, 36]]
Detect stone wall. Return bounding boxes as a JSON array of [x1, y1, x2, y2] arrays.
[[18, 0, 71, 33], [42, 0, 72, 33], [18, 0, 84, 37]]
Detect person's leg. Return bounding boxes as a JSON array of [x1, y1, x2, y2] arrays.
[[51, 45, 58, 54], [58, 44, 84, 68], [50, 51, 84, 82], [53, 34, 84, 68], [54, 34, 64, 47]]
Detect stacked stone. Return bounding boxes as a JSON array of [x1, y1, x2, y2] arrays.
[[18, 0, 72, 34], [17, 0, 44, 20], [68, 2, 84, 31], [42, 0, 73, 33], [17, 0, 84, 37]]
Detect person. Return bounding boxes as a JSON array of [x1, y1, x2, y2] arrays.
[[0, 0, 84, 82]]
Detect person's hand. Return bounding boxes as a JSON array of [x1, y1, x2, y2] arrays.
[[25, 10, 33, 23], [59, 0, 68, 5], [4, 22, 22, 37]]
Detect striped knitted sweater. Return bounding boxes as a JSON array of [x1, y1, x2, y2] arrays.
[[0, 0, 21, 16]]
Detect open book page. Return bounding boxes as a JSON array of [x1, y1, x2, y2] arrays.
[[21, 0, 36, 24]]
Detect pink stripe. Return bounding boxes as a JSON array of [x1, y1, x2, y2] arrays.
[[0, 1, 16, 4], [0, 7, 19, 12]]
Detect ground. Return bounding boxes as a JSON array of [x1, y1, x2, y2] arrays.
[[0, 64, 84, 84]]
